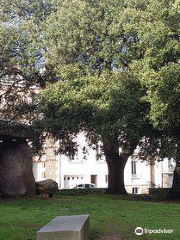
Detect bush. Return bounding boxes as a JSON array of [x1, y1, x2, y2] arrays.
[[55, 188, 107, 196], [149, 188, 170, 200]]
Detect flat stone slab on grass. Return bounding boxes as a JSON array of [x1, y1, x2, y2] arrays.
[[37, 215, 90, 240]]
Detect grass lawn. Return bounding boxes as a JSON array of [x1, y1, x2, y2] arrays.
[[0, 194, 180, 240]]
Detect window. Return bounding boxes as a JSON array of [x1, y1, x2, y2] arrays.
[[91, 175, 97, 185], [131, 160, 136, 175], [96, 142, 105, 161], [105, 175, 108, 184], [69, 150, 82, 163], [168, 159, 174, 171], [82, 146, 88, 160], [132, 187, 138, 194], [42, 171, 45, 179]]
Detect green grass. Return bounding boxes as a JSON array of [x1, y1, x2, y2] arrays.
[[0, 194, 180, 240]]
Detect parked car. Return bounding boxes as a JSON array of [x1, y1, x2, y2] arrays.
[[74, 183, 96, 189]]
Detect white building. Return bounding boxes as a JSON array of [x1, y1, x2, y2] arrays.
[[124, 157, 175, 194], [33, 133, 175, 194]]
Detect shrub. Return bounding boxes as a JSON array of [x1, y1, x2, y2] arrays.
[[55, 188, 107, 196]]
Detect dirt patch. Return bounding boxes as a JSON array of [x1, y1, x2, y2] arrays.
[[98, 233, 128, 240]]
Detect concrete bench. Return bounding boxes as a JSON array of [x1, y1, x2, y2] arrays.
[[37, 215, 90, 240]]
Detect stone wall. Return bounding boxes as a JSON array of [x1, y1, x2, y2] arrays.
[[44, 160, 58, 181]]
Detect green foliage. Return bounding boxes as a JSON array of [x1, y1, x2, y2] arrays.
[[0, 0, 151, 154], [37, 0, 150, 154], [0, 0, 54, 76], [56, 188, 107, 196], [39, 71, 147, 153], [0, 119, 35, 138], [120, 0, 180, 163], [125, 0, 180, 135], [44, 0, 141, 72], [149, 188, 170, 200], [0, 0, 55, 124], [146, 63, 180, 133]]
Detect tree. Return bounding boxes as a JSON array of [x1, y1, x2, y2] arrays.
[[37, 0, 151, 194], [39, 71, 148, 194], [125, 0, 180, 198], [0, 0, 55, 122]]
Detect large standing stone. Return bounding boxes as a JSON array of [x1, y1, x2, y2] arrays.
[[37, 215, 90, 240], [0, 138, 36, 197]]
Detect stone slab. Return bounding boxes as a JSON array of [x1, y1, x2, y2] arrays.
[[37, 215, 90, 240]]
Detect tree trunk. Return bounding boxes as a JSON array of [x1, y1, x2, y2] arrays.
[[169, 163, 180, 199], [104, 146, 129, 195]]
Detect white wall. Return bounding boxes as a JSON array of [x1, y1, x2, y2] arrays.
[[33, 161, 46, 182], [124, 157, 175, 193], [57, 133, 108, 189]]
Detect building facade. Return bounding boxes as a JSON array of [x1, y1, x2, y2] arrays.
[[33, 133, 175, 194], [124, 157, 175, 194]]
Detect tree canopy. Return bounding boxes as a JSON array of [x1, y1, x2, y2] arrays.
[[0, 0, 55, 121], [36, 0, 153, 194], [123, 0, 180, 197], [38, 0, 150, 143], [126, 0, 180, 135]]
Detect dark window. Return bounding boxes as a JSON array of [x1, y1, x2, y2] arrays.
[[132, 187, 138, 194], [131, 160, 136, 175], [91, 175, 97, 185], [105, 175, 108, 183], [96, 143, 104, 161]]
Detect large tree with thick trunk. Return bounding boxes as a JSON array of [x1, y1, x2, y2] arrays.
[[35, 0, 151, 194], [103, 143, 134, 194], [38, 72, 148, 194]]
